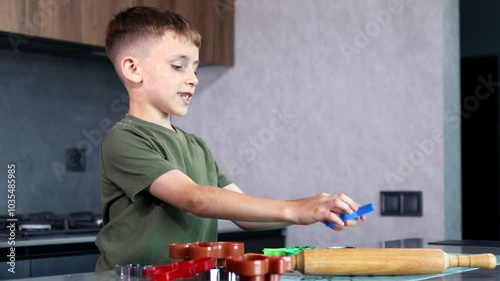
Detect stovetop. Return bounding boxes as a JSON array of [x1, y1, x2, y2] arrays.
[[0, 211, 102, 239]]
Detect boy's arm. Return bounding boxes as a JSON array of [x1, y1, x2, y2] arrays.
[[222, 183, 292, 231], [221, 184, 363, 231], [148, 169, 366, 229]]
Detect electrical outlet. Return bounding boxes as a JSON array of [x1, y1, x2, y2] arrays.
[[65, 147, 86, 172], [380, 191, 422, 216]]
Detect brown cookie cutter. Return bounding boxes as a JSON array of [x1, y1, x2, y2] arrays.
[[169, 242, 294, 281], [226, 254, 294, 281], [169, 241, 245, 267]]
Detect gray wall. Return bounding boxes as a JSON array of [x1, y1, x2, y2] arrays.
[[443, 0, 461, 242], [0, 0, 460, 246], [177, 0, 459, 246]]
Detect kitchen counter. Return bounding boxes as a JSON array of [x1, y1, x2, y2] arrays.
[[0, 221, 286, 280], [5, 238, 500, 281], [0, 234, 96, 248]]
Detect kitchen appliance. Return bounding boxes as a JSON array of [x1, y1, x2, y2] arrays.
[[0, 211, 102, 238]]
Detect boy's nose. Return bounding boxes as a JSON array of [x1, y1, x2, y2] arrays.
[[186, 70, 198, 86]]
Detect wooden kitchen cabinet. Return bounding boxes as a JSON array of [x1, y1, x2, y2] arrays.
[[80, 1, 137, 46], [0, 0, 234, 65]]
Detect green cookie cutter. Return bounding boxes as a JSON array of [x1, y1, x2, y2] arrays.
[[262, 245, 317, 256]]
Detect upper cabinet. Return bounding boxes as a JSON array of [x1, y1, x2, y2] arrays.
[[0, 0, 234, 65]]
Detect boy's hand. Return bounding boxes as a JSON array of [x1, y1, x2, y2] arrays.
[[289, 193, 366, 230]]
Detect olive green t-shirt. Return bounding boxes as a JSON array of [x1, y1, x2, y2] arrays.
[[95, 114, 232, 271]]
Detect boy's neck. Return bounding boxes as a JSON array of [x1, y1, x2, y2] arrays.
[[128, 106, 175, 131]]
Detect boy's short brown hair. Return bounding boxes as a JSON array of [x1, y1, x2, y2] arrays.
[[105, 6, 201, 64]]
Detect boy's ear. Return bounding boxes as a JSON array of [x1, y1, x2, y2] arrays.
[[121, 56, 143, 83]]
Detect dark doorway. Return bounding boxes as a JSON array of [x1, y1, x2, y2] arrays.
[[461, 55, 500, 240]]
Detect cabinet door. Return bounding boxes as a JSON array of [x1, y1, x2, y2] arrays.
[[0, 259, 30, 280], [0, 0, 234, 65], [0, 0, 25, 35], [25, 0, 82, 43], [0, 0, 81, 43], [80, 0, 135, 46], [30, 253, 100, 277], [0, 0, 83, 43], [134, 0, 234, 65]]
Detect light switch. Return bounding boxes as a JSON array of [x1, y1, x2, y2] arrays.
[[381, 191, 422, 216], [403, 193, 421, 214], [382, 193, 400, 214]]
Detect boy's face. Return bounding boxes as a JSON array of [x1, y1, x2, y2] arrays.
[[139, 31, 199, 117]]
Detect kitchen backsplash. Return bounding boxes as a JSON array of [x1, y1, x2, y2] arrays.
[[0, 47, 126, 215]]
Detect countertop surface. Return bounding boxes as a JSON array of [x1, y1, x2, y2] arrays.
[[6, 238, 500, 281], [0, 220, 243, 248], [0, 234, 97, 247]]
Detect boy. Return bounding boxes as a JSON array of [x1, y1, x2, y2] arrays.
[[95, 6, 366, 271]]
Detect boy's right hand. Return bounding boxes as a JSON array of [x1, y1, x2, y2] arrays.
[[288, 192, 366, 230]]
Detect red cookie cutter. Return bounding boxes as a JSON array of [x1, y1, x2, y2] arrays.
[[143, 256, 215, 281]]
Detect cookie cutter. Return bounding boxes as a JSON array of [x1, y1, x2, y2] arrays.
[[169, 241, 245, 267], [115, 257, 214, 281], [225, 254, 294, 281], [115, 241, 294, 281]]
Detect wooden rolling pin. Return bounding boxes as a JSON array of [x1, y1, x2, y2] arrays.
[[292, 248, 497, 276]]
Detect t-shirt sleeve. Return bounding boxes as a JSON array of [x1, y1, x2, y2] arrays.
[[194, 136, 233, 188], [100, 129, 174, 201], [215, 160, 232, 188]]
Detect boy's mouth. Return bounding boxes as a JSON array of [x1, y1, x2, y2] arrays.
[[178, 92, 193, 105]]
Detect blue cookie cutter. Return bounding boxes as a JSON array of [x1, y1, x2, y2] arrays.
[[324, 202, 375, 227]]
